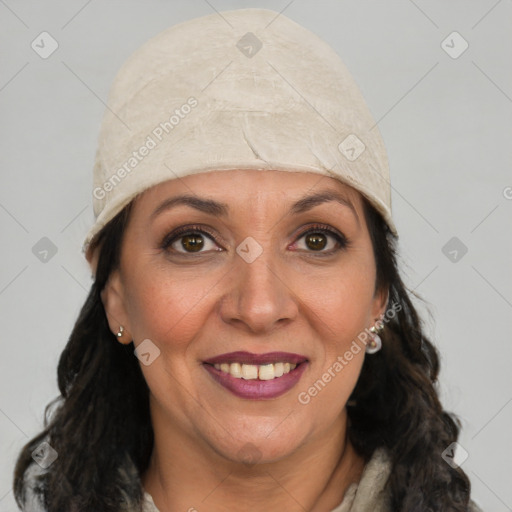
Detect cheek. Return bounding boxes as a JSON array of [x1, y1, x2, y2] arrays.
[[123, 266, 217, 348], [292, 252, 374, 412], [122, 267, 220, 417], [296, 324, 365, 428], [300, 257, 377, 348]]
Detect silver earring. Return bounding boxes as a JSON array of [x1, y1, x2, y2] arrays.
[[366, 323, 384, 354], [116, 325, 124, 338]]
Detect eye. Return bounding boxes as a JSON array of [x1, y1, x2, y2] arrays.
[[293, 224, 349, 254], [160, 225, 222, 254], [159, 223, 349, 256]]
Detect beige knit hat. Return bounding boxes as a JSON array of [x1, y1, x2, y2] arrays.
[[83, 8, 396, 257]]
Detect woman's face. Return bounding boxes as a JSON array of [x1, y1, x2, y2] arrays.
[[102, 169, 387, 463]]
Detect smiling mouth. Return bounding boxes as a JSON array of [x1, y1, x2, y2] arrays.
[[203, 351, 308, 381], [202, 351, 308, 400], [208, 362, 299, 381]]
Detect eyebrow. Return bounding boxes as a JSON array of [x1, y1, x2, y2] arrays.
[[150, 188, 359, 224], [289, 189, 359, 223]]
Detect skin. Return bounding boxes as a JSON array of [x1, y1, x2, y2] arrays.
[[100, 169, 388, 512]]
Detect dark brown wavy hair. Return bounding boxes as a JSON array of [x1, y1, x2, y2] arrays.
[[13, 197, 474, 511]]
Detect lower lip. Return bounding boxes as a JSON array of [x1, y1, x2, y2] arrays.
[[203, 362, 308, 400]]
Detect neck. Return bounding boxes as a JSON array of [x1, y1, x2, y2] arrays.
[[141, 402, 366, 512]]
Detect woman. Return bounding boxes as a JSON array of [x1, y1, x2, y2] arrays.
[[13, 8, 483, 512]]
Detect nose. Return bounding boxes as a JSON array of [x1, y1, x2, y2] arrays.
[[219, 244, 299, 335]]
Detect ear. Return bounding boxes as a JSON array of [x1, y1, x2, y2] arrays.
[[101, 270, 132, 344], [370, 286, 389, 324]]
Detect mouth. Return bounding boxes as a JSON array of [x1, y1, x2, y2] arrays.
[[202, 351, 309, 400]]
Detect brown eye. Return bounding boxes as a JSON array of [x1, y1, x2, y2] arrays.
[[160, 227, 221, 255], [294, 225, 348, 254], [305, 232, 328, 251], [180, 234, 205, 252]]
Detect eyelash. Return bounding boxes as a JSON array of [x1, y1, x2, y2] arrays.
[[159, 223, 349, 256]]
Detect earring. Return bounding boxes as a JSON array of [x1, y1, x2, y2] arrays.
[[366, 321, 384, 354], [116, 325, 124, 338]]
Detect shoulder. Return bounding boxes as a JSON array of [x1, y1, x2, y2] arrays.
[[344, 447, 484, 512], [329, 447, 393, 512], [141, 491, 160, 512], [19, 462, 47, 512]]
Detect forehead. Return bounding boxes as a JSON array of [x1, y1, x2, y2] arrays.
[[132, 169, 364, 213]]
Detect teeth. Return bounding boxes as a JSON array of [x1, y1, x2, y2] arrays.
[[212, 362, 298, 380], [258, 364, 274, 381], [241, 364, 258, 380], [230, 362, 242, 378]]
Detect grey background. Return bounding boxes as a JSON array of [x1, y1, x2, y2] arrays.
[[1, 1, 511, 511]]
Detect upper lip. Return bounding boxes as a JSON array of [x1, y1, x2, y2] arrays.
[[203, 351, 308, 365]]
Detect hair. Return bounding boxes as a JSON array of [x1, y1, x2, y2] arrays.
[[13, 197, 473, 512]]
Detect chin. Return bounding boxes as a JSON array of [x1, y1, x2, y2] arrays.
[[210, 424, 307, 466]]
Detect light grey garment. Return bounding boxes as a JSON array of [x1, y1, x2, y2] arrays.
[[22, 446, 484, 511]]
